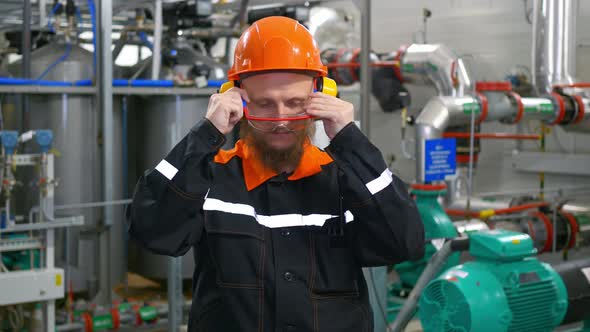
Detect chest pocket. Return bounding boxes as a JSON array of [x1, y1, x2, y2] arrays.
[[312, 231, 360, 297], [204, 212, 265, 288]]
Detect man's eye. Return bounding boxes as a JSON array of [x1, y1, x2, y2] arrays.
[[287, 101, 304, 108]]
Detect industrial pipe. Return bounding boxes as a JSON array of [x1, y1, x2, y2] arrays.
[[554, 257, 590, 325], [182, 27, 243, 39], [560, 95, 590, 133], [414, 95, 491, 182], [445, 201, 550, 218], [359, 0, 372, 136], [442, 132, 541, 140], [326, 61, 399, 69], [389, 237, 470, 331], [400, 44, 473, 97], [554, 82, 590, 89], [151, 0, 162, 80], [532, 0, 577, 95], [414, 93, 561, 182]]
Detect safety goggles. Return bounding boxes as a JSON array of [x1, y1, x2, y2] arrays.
[[242, 99, 312, 132]]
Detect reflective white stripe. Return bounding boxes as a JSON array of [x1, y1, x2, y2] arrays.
[[345, 210, 354, 223], [203, 198, 354, 228], [203, 198, 257, 218], [155, 159, 178, 180], [365, 168, 393, 195], [258, 213, 336, 228]]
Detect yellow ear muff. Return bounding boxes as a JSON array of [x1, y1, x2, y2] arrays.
[[321, 77, 338, 97], [219, 81, 235, 93]]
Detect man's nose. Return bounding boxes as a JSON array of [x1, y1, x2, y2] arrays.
[[273, 104, 290, 125], [276, 103, 290, 117]]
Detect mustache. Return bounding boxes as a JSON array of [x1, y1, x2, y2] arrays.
[[240, 120, 309, 173], [270, 124, 296, 133]]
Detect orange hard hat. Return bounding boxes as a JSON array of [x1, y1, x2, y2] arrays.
[[227, 16, 327, 80]]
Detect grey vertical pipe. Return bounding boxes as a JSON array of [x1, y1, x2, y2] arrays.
[[97, 0, 114, 305], [358, 5, 380, 329], [39, 0, 47, 29], [466, 92, 476, 212], [22, 0, 31, 78], [389, 241, 455, 332], [168, 257, 183, 332], [364, 267, 387, 332], [151, 0, 163, 80], [22, 0, 31, 132], [532, 0, 577, 95], [168, 96, 184, 331], [552, 204, 558, 252], [359, 0, 371, 136]]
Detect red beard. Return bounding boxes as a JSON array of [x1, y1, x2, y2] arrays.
[[240, 120, 314, 173]]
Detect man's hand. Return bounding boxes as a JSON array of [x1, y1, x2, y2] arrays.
[[304, 92, 354, 139], [206, 87, 249, 135]]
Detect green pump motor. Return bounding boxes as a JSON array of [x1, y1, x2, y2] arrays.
[[419, 230, 568, 332], [394, 185, 459, 287]]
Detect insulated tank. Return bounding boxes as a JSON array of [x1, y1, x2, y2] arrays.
[[129, 94, 209, 279], [128, 39, 221, 279], [10, 42, 125, 294]]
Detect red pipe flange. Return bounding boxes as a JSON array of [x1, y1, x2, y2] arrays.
[[506, 91, 524, 124], [548, 92, 566, 125], [530, 211, 554, 253], [476, 92, 489, 124], [560, 211, 579, 249], [572, 95, 586, 124], [394, 45, 408, 83]]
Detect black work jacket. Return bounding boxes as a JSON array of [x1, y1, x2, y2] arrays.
[[127, 119, 425, 332]]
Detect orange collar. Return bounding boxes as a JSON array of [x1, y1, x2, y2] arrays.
[[214, 140, 333, 191]]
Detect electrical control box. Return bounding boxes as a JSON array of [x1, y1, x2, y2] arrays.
[[0, 268, 65, 305]]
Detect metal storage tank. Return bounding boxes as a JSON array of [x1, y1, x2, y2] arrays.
[[129, 94, 209, 279], [128, 39, 224, 279], [10, 41, 125, 294]]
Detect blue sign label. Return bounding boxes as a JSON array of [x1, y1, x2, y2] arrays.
[[424, 138, 456, 182]]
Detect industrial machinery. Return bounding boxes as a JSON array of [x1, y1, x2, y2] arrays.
[[52, 299, 190, 332], [7, 40, 125, 294], [3, 0, 126, 296], [418, 230, 590, 332], [393, 184, 459, 290], [389, 230, 590, 332], [0, 129, 85, 331], [321, 47, 411, 112]]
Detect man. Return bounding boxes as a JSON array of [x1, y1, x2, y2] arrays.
[[128, 16, 424, 331]]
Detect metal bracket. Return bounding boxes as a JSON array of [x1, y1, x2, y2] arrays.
[[0, 216, 84, 234], [0, 237, 43, 252]]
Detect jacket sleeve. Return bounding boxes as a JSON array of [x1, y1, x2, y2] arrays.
[[126, 119, 225, 257], [325, 123, 425, 266]]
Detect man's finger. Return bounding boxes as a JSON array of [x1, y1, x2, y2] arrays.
[[231, 99, 244, 110], [305, 102, 340, 113], [228, 86, 250, 103], [305, 99, 336, 108], [305, 108, 338, 120], [309, 92, 335, 100]]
